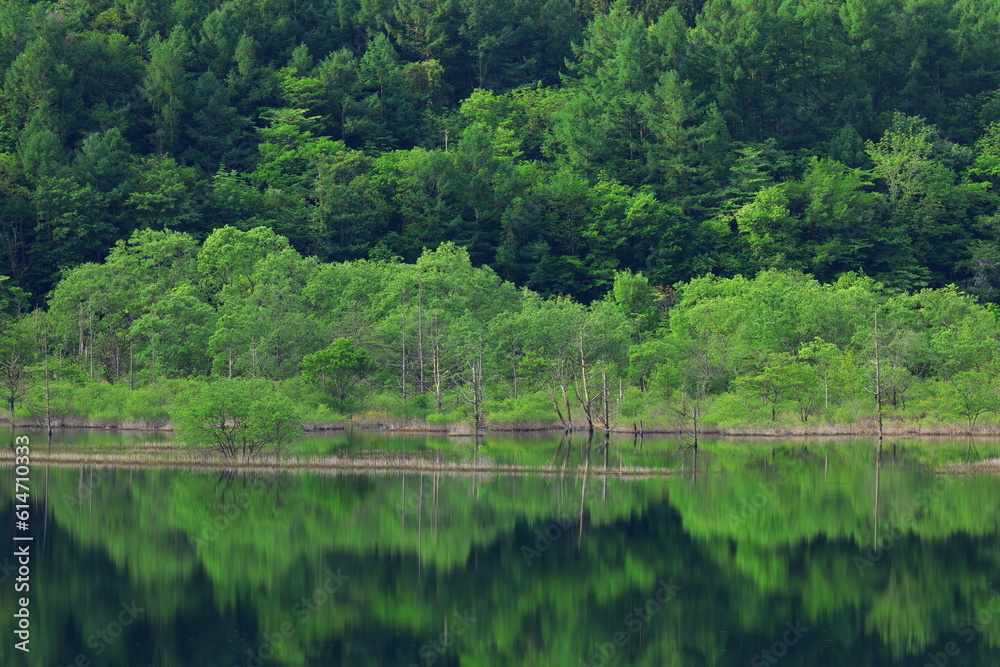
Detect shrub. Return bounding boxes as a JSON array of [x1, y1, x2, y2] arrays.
[[170, 379, 303, 461]]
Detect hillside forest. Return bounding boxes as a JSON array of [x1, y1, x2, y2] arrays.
[[4, 0, 1000, 430]]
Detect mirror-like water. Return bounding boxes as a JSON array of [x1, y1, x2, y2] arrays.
[[2, 433, 999, 666]]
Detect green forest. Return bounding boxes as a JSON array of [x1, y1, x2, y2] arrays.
[[4, 0, 1000, 432], [3, 226, 1000, 434], [4, 461, 1000, 665]]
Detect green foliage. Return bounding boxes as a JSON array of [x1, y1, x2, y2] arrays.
[[937, 370, 1000, 431], [4, 0, 1000, 432], [0, 0, 999, 305], [300, 337, 374, 410], [25, 222, 1000, 432], [170, 379, 304, 460], [484, 390, 558, 423], [0, 312, 35, 413], [20, 378, 188, 422]]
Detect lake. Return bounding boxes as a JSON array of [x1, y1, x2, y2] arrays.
[[2, 431, 1000, 666]]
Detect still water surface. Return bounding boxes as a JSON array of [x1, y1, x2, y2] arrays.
[[2, 432, 1000, 666]]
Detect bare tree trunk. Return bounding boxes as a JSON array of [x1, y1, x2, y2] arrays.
[[432, 318, 443, 411], [417, 284, 425, 393], [692, 394, 699, 449], [560, 382, 573, 431], [511, 359, 518, 399], [43, 316, 52, 445], [400, 317, 407, 404], [873, 308, 884, 462], [470, 352, 484, 429], [78, 302, 85, 364], [677, 390, 701, 450], [578, 327, 593, 432], [549, 394, 568, 431], [88, 297, 94, 380], [151, 328, 157, 382], [602, 371, 611, 430]]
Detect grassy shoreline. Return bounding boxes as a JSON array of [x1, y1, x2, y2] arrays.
[[933, 458, 1000, 474], [0, 448, 672, 476], [6, 435, 1000, 474], [7, 415, 1000, 438], [5, 449, 999, 475]]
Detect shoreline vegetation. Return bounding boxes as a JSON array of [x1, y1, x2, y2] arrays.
[[5, 2, 1000, 475], [5, 231, 1000, 459], [4, 441, 1000, 476], [11, 416, 1000, 438], [0, 447, 673, 477]]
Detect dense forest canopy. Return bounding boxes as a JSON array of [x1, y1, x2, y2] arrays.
[[1, 225, 998, 431], [3, 0, 1000, 304], [5, 0, 1000, 429]]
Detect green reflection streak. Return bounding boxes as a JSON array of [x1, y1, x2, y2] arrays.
[[3, 436, 1000, 666]]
